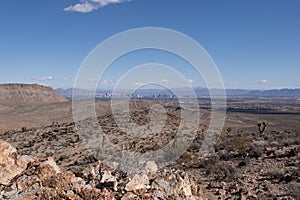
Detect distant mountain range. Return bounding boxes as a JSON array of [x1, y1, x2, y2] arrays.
[[246, 88, 300, 97], [55, 87, 300, 98]]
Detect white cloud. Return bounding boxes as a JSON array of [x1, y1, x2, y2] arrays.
[[257, 79, 271, 85], [88, 78, 97, 82], [256, 79, 272, 89], [64, 0, 131, 13], [64, 2, 95, 13], [32, 76, 54, 81], [159, 79, 169, 84], [133, 82, 144, 87], [99, 80, 115, 87], [187, 79, 195, 83], [92, 0, 128, 6], [32, 76, 71, 82]]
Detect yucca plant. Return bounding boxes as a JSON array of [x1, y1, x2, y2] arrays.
[[257, 121, 268, 134]]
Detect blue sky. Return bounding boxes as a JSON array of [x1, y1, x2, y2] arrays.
[[0, 0, 299, 89]]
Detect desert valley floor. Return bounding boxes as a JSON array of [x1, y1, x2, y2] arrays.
[[0, 84, 299, 199]]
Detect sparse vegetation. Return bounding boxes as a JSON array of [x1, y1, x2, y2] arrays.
[[257, 121, 268, 134], [72, 134, 81, 143], [226, 127, 232, 133], [0, 97, 299, 199], [294, 127, 300, 137], [227, 137, 252, 154], [27, 139, 35, 147], [59, 154, 69, 161], [21, 127, 27, 132], [164, 139, 190, 161], [207, 162, 237, 181], [170, 132, 176, 139]]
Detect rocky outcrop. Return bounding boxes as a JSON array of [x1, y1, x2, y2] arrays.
[[0, 140, 33, 185], [0, 140, 207, 200]]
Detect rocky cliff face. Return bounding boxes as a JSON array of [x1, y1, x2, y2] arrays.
[[0, 140, 207, 200], [0, 84, 68, 106]]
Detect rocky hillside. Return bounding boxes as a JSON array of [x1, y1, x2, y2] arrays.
[[1, 110, 299, 199], [0, 84, 68, 106], [0, 140, 206, 200]]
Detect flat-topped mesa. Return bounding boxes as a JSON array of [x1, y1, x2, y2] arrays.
[[0, 83, 68, 106]]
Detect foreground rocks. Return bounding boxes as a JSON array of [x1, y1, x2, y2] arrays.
[[0, 140, 33, 185], [0, 140, 206, 200]]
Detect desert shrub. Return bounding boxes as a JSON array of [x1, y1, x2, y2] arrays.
[[164, 139, 190, 161], [71, 134, 81, 143], [237, 158, 250, 167], [22, 127, 27, 132], [270, 130, 280, 134], [188, 143, 201, 152], [293, 127, 300, 136], [59, 154, 69, 161], [51, 121, 59, 127], [283, 138, 296, 146], [219, 150, 231, 161], [263, 169, 293, 183], [268, 169, 284, 180], [250, 145, 264, 158], [27, 139, 36, 147], [291, 168, 300, 178], [86, 154, 96, 163], [206, 162, 237, 181], [214, 136, 228, 152], [227, 137, 252, 156], [178, 152, 194, 163], [140, 144, 160, 153], [171, 132, 176, 139], [128, 139, 138, 150], [226, 127, 232, 133]]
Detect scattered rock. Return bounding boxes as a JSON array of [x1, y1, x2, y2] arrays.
[[0, 140, 33, 185], [125, 174, 149, 193], [145, 160, 158, 174], [151, 169, 207, 200], [0, 140, 207, 200]]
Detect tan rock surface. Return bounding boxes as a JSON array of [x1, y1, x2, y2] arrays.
[[0, 140, 32, 185], [0, 140, 207, 200]]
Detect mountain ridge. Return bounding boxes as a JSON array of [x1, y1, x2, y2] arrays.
[[0, 83, 68, 106], [55, 87, 300, 98]]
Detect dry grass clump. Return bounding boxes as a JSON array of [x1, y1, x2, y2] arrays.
[[227, 137, 252, 154], [294, 127, 300, 136]]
